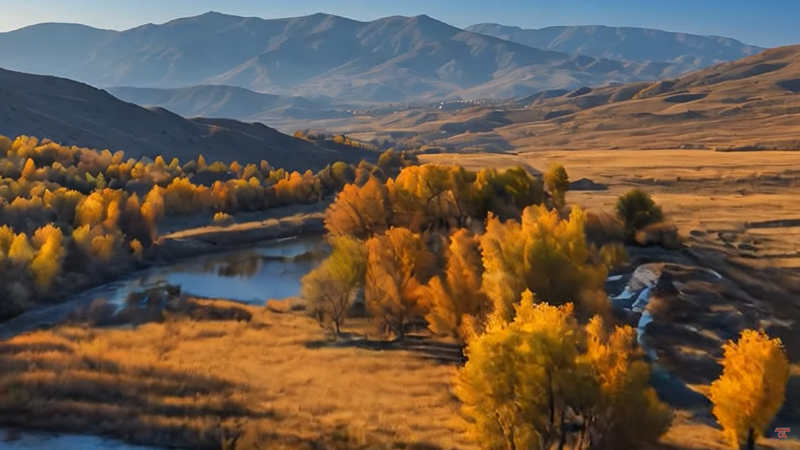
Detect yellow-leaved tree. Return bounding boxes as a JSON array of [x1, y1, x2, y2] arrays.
[[480, 205, 608, 323], [30, 224, 65, 290], [543, 164, 570, 210], [455, 292, 669, 450], [579, 316, 671, 449], [301, 236, 367, 336], [420, 229, 490, 337], [364, 227, 435, 339], [324, 177, 390, 239], [709, 329, 789, 450]]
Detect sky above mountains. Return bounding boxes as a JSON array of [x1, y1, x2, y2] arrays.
[[0, 0, 796, 47]]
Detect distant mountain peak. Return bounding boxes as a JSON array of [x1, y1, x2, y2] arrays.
[[467, 22, 765, 70]]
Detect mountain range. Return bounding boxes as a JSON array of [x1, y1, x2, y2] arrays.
[[0, 68, 367, 169], [319, 44, 800, 153], [466, 24, 765, 73], [0, 12, 737, 103]]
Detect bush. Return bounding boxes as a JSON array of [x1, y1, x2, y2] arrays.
[[635, 222, 681, 249], [585, 211, 625, 247], [213, 212, 233, 225], [616, 189, 664, 238]]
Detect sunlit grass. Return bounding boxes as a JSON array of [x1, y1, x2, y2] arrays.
[[0, 299, 473, 449]]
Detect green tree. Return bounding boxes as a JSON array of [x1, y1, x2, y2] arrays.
[[616, 189, 664, 238], [301, 236, 367, 335]]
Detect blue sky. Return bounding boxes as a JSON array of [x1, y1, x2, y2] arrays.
[[0, 0, 795, 47]]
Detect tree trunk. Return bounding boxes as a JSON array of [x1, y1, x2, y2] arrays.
[[557, 409, 567, 450], [745, 427, 755, 450]]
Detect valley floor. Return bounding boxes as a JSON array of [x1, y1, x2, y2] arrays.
[[1, 148, 800, 449]]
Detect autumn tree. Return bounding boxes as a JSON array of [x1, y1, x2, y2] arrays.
[[389, 164, 474, 231], [421, 229, 490, 337], [8, 233, 34, 267], [301, 236, 367, 335], [364, 227, 435, 339], [324, 177, 390, 239], [456, 296, 583, 450], [30, 224, 65, 290], [480, 205, 607, 323], [544, 164, 570, 210], [616, 189, 664, 238], [710, 330, 790, 450], [140, 187, 165, 240], [578, 316, 671, 449], [456, 294, 669, 450]]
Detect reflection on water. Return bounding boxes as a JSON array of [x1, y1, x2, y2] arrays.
[[138, 237, 324, 304], [0, 236, 325, 340], [0, 432, 160, 450]]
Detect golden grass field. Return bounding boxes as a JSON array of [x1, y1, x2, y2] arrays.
[[1, 148, 799, 449], [0, 299, 474, 450], [1, 295, 798, 450]]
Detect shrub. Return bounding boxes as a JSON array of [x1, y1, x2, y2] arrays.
[[616, 189, 664, 238], [213, 212, 233, 225], [585, 211, 625, 247], [635, 222, 681, 249]]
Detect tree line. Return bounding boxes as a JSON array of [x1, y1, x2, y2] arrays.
[[0, 135, 414, 318]]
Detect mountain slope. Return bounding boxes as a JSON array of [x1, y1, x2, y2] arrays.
[[466, 23, 764, 72], [106, 85, 344, 121], [330, 45, 800, 152], [0, 68, 367, 169], [0, 12, 681, 102]]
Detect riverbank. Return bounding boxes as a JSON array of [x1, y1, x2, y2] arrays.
[[148, 204, 327, 262], [0, 202, 330, 324], [0, 298, 474, 450]]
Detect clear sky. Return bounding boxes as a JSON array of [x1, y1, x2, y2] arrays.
[[0, 0, 795, 48]]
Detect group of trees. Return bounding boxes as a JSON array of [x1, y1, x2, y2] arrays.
[[305, 161, 619, 337], [302, 161, 792, 450], [0, 134, 383, 317], [301, 161, 670, 449]]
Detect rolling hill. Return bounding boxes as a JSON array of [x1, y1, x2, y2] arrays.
[[466, 23, 765, 73], [106, 85, 346, 122], [0, 12, 680, 102], [320, 45, 800, 153], [0, 68, 369, 170]]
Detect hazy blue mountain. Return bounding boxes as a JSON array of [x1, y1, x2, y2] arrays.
[[466, 23, 765, 72], [0, 12, 681, 102], [107, 85, 345, 121], [0, 68, 364, 169]]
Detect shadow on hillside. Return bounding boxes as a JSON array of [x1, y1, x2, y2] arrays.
[[0, 337, 271, 448], [304, 335, 465, 366]]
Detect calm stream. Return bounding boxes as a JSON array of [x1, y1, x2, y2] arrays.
[[0, 235, 325, 450]]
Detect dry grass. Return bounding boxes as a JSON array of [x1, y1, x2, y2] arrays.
[[3, 149, 800, 449], [0, 299, 473, 450]]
